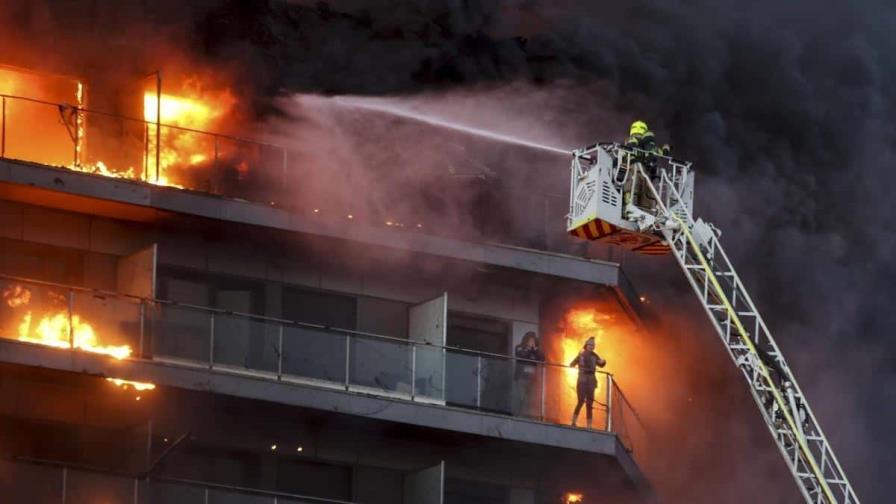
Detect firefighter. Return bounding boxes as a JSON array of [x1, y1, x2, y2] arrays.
[[569, 336, 607, 429], [625, 120, 671, 158], [623, 120, 671, 213]]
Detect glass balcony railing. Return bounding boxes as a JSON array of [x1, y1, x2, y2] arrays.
[[0, 274, 646, 455], [0, 458, 354, 504]]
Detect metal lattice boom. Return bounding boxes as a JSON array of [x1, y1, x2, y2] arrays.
[[565, 143, 859, 503], [632, 157, 859, 504]]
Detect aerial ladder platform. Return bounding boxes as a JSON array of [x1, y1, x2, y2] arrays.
[[567, 143, 860, 504]]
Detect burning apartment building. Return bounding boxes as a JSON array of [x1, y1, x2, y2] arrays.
[[0, 2, 659, 503]]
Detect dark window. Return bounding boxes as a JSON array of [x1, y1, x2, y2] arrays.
[[153, 268, 267, 367], [446, 313, 512, 414], [0, 237, 91, 287], [353, 466, 404, 504], [445, 478, 508, 504], [447, 312, 508, 354], [357, 296, 408, 338], [282, 287, 356, 330], [156, 267, 266, 314], [276, 458, 352, 500]]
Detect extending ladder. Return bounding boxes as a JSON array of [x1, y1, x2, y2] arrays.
[[637, 163, 859, 504]]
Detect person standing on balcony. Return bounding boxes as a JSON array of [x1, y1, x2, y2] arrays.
[[513, 331, 545, 417], [569, 336, 607, 429]]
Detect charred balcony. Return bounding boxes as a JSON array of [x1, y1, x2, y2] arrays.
[[0, 64, 609, 259]]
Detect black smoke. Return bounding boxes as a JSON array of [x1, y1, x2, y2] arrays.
[[193, 2, 891, 501]]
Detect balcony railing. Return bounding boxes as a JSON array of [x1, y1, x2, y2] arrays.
[[2, 458, 354, 504], [0, 93, 607, 256], [0, 93, 289, 203], [0, 273, 645, 454]]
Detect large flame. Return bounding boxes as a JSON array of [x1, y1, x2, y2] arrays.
[[560, 308, 615, 388], [2, 284, 132, 360], [1, 65, 240, 190], [0, 66, 83, 167], [544, 300, 637, 425], [143, 84, 236, 187]]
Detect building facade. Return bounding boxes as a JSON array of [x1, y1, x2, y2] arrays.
[[0, 50, 653, 504]]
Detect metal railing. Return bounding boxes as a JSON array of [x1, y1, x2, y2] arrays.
[[0, 273, 644, 451], [0, 93, 289, 203], [2, 457, 353, 504], [0, 92, 629, 260]]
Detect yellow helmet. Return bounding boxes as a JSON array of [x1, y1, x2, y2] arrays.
[[630, 120, 648, 136]]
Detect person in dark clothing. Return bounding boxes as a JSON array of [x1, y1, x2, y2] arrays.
[[751, 345, 808, 436], [513, 331, 545, 417], [569, 336, 607, 429]]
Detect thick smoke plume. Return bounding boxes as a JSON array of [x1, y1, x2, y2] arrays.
[[1, 0, 890, 502]]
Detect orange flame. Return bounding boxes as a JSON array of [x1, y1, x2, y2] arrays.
[[4, 284, 133, 360], [558, 308, 614, 401], [564, 492, 584, 503], [143, 84, 236, 187], [545, 300, 637, 425], [1, 65, 239, 190], [0, 66, 82, 167], [3, 284, 31, 308], [106, 378, 156, 391]]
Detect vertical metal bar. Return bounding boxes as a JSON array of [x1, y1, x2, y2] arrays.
[[145, 419, 153, 471], [540, 363, 546, 421], [143, 122, 149, 181], [280, 148, 288, 206], [132, 477, 138, 504], [606, 374, 614, 432], [213, 135, 219, 193], [475, 355, 482, 409], [61, 466, 67, 504], [441, 347, 446, 403], [203, 488, 209, 504], [139, 301, 145, 359], [209, 312, 215, 370], [410, 344, 416, 401], [344, 334, 350, 391], [73, 107, 79, 167], [2, 96, 7, 157], [155, 73, 161, 183], [67, 290, 75, 349], [277, 324, 283, 380]]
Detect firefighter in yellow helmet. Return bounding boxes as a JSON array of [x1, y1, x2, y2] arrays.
[[625, 120, 671, 157], [623, 120, 671, 209]]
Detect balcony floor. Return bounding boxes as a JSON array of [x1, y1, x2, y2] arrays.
[[0, 337, 652, 498]]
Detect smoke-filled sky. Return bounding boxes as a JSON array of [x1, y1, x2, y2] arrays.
[[198, 4, 888, 500], [2, 0, 892, 501]]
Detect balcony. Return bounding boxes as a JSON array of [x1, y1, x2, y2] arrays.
[[0, 274, 646, 457], [1, 458, 353, 504], [0, 91, 603, 259]]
